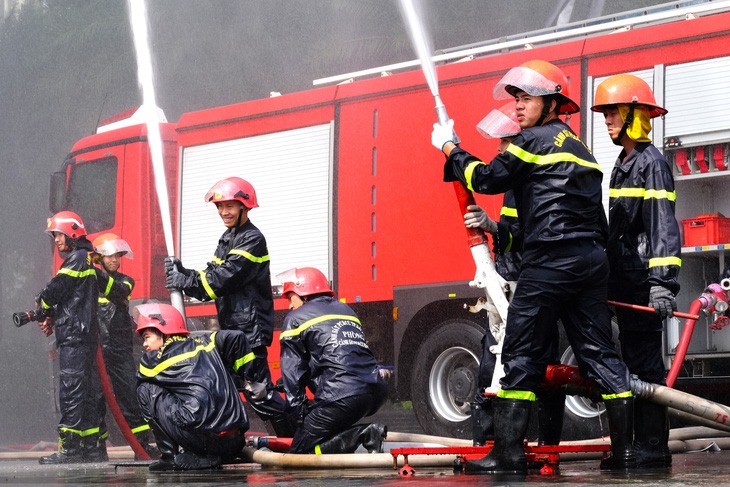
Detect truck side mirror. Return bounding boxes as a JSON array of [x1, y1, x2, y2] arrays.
[[49, 170, 67, 213]]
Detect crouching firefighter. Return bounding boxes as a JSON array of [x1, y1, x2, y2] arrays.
[[135, 303, 255, 471], [277, 267, 389, 454]]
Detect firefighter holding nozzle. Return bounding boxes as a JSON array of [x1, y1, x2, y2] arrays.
[[135, 303, 254, 471], [31, 212, 108, 464], [163, 177, 296, 437], [431, 60, 636, 473], [591, 74, 681, 469], [277, 267, 389, 454]]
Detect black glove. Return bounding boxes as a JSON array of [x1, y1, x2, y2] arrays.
[[649, 285, 677, 318], [165, 266, 189, 291], [164, 256, 192, 276]]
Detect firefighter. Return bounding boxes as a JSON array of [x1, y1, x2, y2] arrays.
[[163, 177, 295, 437], [91, 233, 157, 459], [431, 60, 635, 473], [468, 102, 565, 450], [135, 303, 254, 471], [591, 73, 681, 469], [277, 267, 389, 454], [36, 211, 105, 464]]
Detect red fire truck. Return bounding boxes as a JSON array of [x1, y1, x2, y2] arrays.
[[49, 1, 730, 439]]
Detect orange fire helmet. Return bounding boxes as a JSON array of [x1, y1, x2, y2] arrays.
[[92, 232, 134, 259], [591, 73, 667, 118], [493, 59, 580, 115], [476, 101, 521, 139]]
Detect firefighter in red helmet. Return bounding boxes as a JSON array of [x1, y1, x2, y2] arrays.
[[163, 176, 295, 437], [592, 73, 680, 469], [90, 233, 157, 459], [432, 60, 635, 473], [134, 303, 255, 471], [35, 211, 109, 464], [277, 267, 389, 454]]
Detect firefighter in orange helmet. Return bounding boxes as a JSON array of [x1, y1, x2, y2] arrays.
[[36, 212, 106, 464], [432, 60, 635, 473], [135, 303, 255, 471], [90, 233, 157, 459], [277, 267, 389, 454], [163, 177, 295, 437], [592, 73, 681, 469]]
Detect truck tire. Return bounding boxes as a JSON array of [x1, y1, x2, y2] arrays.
[[559, 345, 609, 440], [411, 319, 483, 439]]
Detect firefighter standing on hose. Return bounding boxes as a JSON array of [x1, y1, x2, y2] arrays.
[[135, 303, 254, 471], [164, 177, 295, 437], [431, 60, 636, 473], [467, 102, 565, 451], [277, 267, 389, 454], [591, 73, 681, 469], [36, 212, 106, 464], [91, 233, 158, 459]]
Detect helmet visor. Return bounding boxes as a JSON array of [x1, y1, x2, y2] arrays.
[[493, 66, 562, 100], [476, 109, 521, 139], [95, 238, 134, 259]]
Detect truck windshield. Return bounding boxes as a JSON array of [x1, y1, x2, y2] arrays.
[[66, 157, 117, 234]]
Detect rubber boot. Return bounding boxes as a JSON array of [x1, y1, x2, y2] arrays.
[[463, 398, 530, 474], [472, 398, 494, 446], [634, 400, 671, 468], [39, 432, 87, 465], [360, 423, 388, 453], [173, 452, 222, 470], [316, 425, 369, 454], [600, 397, 637, 471], [148, 420, 178, 472], [82, 436, 109, 462]]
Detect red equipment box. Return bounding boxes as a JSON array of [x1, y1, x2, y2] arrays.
[[682, 213, 730, 246]]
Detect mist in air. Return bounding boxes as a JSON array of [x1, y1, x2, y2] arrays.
[[0, 0, 667, 446]]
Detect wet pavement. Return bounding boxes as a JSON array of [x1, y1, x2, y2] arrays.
[[1, 450, 729, 486]]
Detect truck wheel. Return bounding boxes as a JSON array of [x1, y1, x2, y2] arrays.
[[559, 345, 609, 440], [411, 319, 483, 439]]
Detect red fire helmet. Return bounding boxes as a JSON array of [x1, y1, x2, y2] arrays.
[[46, 211, 86, 239], [277, 267, 334, 298], [134, 303, 189, 336], [204, 177, 259, 209]]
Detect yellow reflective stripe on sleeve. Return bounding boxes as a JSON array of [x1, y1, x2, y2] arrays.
[[200, 270, 218, 300], [41, 299, 50, 310], [100, 431, 109, 440], [234, 352, 256, 373], [103, 276, 114, 296], [649, 256, 682, 268], [228, 249, 270, 263], [139, 339, 216, 377], [609, 187, 676, 202], [505, 232, 513, 253], [464, 160, 486, 192], [314, 444, 323, 455], [496, 389, 536, 401], [59, 426, 101, 437], [602, 391, 633, 400], [280, 314, 362, 339], [500, 207, 518, 218], [211, 256, 225, 265], [506, 145, 602, 171], [131, 424, 150, 434], [57, 267, 96, 278], [98, 297, 110, 304]]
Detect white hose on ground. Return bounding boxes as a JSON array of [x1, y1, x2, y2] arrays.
[[240, 447, 455, 468], [385, 431, 471, 447]]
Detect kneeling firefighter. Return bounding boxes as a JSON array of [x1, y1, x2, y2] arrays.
[[135, 303, 255, 471], [278, 267, 389, 454]]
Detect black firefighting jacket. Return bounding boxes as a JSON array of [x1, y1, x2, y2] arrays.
[[136, 330, 254, 433], [445, 119, 608, 252], [280, 296, 381, 418], [607, 142, 682, 294], [97, 269, 135, 335], [39, 238, 106, 346], [179, 219, 275, 348]]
